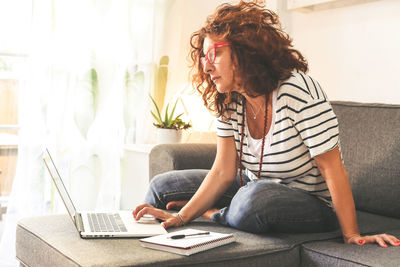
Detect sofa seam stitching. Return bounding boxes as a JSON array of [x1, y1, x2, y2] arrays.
[[300, 244, 372, 267]]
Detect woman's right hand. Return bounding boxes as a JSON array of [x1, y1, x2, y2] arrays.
[[132, 203, 184, 229]]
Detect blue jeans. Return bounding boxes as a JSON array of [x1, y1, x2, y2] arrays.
[[144, 169, 339, 234]]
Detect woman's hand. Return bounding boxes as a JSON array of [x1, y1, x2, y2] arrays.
[[133, 203, 184, 229], [345, 233, 400, 247]]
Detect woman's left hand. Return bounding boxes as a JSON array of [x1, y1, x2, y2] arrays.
[[345, 233, 400, 247]]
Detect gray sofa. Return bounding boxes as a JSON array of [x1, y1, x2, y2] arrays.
[[16, 101, 400, 266]]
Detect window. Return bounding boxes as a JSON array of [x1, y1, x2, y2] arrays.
[[0, 0, 30, 203]]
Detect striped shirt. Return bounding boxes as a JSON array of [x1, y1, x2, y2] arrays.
[[216, 72, 340, 206]]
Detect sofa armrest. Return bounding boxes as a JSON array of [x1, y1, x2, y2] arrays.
[[149, 143, 217, 181]]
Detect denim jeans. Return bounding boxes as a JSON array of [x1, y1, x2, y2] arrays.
[[144, 169, 339, 234]]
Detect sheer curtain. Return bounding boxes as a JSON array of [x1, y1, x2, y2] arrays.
[[0, 0, 163, 266]]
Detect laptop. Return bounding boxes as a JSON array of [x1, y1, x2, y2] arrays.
[[43, 148, 167, 238]]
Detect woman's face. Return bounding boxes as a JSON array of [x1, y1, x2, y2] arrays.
[[202, 36, 235, 94]]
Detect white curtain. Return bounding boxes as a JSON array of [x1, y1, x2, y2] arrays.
[[0, 0, 164, 266]]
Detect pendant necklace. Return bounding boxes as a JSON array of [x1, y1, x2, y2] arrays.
[[248, 101, 264, 120]]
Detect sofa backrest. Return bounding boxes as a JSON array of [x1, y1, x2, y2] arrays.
[[331, 101, 400, 218]]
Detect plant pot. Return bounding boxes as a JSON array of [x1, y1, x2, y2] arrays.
[[156, 128, 182, 144]]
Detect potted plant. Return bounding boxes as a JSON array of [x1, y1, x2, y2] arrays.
[[150, 94, 191, 144]]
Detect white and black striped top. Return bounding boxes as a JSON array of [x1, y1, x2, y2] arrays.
[[216, 72, 340, 206]]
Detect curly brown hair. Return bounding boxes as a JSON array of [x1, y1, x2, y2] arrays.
[[189, 1, 308, 118]]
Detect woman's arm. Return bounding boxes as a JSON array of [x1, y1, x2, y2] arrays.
[[133, 135, 238, 228], [314, 146, 400, 247], [177, 136, 238, 223]]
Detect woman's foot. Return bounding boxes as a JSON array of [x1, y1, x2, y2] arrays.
[[202, 208, 219, 219], [166, 200, 188, 210], [166, 201, 219, 220]]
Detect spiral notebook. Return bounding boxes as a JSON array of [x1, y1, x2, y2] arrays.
[[139, 228, 235, 256]]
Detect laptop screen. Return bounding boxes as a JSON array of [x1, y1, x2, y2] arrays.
[[43, 149, 77, 222]]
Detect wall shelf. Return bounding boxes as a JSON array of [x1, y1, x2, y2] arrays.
[[287, 0, 380, 12]]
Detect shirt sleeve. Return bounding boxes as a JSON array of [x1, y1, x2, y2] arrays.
[[293, 98, 340, 158], [216, 117, 234, 138]]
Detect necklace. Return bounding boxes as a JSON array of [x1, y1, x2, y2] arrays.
[[238, 96, 268, 187], [248, 100, 264, 120]]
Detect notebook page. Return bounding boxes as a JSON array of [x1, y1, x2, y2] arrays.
[[140, 228, 234, 249]]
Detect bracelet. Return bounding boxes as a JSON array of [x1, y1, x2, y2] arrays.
[[175, 213, 185, 226]]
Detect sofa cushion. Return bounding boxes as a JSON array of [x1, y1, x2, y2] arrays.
[[355, 210, 400, 234], [16, 210, 400, 267], [16, 215, 302, 267], [258, 210, 400, 248], [331, 101, 400, 218], [301, 229, 400, 267], [300, 211, 400, 267]]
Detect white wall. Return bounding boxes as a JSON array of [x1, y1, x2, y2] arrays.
[[164, 0, 400, 105], [277, 0, 400, 104], [160, 0, 400, 140]]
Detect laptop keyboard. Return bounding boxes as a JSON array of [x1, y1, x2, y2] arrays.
[[88, 213, 127, 232]]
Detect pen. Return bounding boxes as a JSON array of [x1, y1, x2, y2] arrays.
[[169, 232, 210, 239]]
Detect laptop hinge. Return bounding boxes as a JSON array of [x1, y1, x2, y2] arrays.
[[75, 213, 85, 232]]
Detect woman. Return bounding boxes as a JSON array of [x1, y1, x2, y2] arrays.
[[134, 1, 400, 247]]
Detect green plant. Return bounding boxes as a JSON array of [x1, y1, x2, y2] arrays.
[[150, 94, 191, 130], [0, 57, 12, 71], [124, 65, 144, 139], [74, 68, 99, 139]]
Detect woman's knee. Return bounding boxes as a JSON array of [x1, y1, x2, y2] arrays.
[[145, 171, 178, 207], [148, 171, 174, 192], [224, 182, 278, 233], [144, 169, 207, 208]]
